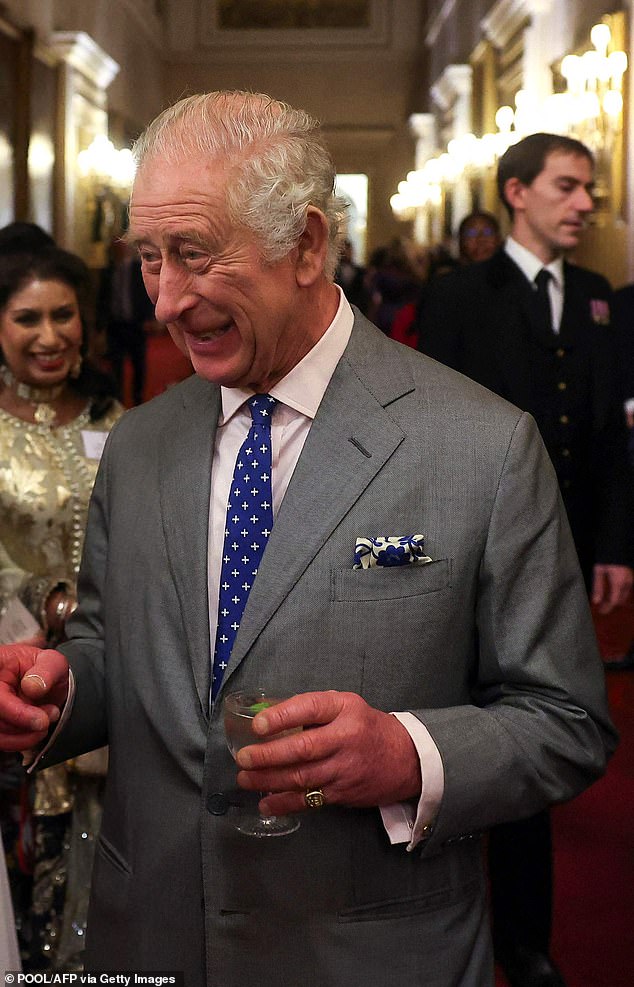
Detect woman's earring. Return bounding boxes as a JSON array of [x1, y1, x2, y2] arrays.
[[69, 355, 83, 379]]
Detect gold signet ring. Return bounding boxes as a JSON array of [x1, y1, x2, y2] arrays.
[[304, 788, 326, 809]]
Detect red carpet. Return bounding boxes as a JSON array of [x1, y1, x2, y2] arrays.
[[133, 336, 634, 986], [548, 670, 634, 987], [496, 603, 634, 987]]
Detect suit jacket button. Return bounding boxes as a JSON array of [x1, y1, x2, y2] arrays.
[[207, 792, 230, 815], [560, 414, 569, 425], [556, 348, 565, 358], [558, 381, 567, 391]]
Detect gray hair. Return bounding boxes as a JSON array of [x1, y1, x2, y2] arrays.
[[133, 91, 347, 278]]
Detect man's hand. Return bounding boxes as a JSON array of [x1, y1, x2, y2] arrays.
[[0, 645, 70, 750], [591, 564, 634, 615], [234, 691, 422, 816]]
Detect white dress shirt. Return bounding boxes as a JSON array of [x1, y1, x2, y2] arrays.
[[505, 237, 564, 333], [208, 287, 443, 848]]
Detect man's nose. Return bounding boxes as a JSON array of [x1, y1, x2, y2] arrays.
[[153, 264, 196, 324], [576, 187, 595, 212]]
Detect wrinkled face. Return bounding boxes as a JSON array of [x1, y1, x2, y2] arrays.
[[507, 151, 595, 263], [0, 278, 82, 388], [129, 153, 315, 392], [459, 216, 500, 264]]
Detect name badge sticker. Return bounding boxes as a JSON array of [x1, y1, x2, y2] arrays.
[[81, 430, 109, 461]]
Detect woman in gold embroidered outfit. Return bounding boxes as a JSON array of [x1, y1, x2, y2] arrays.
[[0, 236, 124, 970]]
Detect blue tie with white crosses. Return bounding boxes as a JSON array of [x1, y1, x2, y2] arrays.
[[212, 394, 277, 699]]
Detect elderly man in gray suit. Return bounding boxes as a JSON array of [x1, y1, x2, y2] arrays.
[[0, 92, 616, 987]]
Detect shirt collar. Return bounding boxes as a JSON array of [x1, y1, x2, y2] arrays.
[[505, 237, 564, 289], [220, 286, 354, 424]]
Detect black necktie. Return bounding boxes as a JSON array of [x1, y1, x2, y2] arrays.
[[533, 268, 553, 334]]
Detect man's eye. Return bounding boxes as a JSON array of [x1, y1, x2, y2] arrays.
[[180, 248, 210, 270], [139, 252, 161, 273]]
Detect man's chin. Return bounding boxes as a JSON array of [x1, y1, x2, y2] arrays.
[[560, 229, 584, 249], [189, 351, 249, 388]]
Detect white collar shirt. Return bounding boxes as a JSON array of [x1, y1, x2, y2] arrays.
[[505, 236, 565, 333]]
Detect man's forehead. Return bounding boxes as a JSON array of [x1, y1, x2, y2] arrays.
[[129, 169, 231, 244], [541, 150, 594, 181]]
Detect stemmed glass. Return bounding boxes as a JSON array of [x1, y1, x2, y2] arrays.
[[223, 689, 301, 837]]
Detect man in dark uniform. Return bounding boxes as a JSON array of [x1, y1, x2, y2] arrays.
[[418, 132, 633, 987]]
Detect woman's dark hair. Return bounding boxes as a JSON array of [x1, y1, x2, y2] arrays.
[[0, 222, 55, 254], [0, 246, 117, 420]]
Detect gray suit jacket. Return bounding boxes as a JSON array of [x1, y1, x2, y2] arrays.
[[47, 313, 615, 987]]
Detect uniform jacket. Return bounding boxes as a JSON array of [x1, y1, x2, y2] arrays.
[[44, 314, 615, 987], [418, 249, 633, 577], [611, 282, 634, 404]]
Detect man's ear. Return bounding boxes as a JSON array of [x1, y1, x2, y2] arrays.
[[295, 206, 330, 287], [503, 176, 527, 213]]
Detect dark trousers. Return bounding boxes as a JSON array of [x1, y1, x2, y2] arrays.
[[489, 810, 553, 956]]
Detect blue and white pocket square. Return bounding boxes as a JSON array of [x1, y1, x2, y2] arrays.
[[353, 535, 432, 569]]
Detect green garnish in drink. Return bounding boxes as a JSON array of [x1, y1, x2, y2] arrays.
[[249, 700, 273, 713]]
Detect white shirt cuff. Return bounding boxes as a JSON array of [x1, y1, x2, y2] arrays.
[[378, 711, 444, 851], [24, 666, 76, 773]]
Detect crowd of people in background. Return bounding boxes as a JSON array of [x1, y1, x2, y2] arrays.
[[335, 209, 504, 351]]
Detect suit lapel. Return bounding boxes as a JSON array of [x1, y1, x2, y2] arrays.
[[484, 252, 537, 409], [221, 319, 413, 685], [158, 376, 220, 718]]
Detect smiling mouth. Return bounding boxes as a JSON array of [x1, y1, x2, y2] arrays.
[[31, 351, 68, 364], [188, 323, 233, 342]]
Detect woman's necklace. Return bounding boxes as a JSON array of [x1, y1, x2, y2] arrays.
[[0, 364, 65, 426]]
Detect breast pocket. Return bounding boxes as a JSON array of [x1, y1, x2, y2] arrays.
[[328, 559, 454, 707], [331, 557, 451, 602]]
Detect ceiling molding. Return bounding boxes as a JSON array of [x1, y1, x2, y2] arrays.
[[49, 31, 120, 89], [481, 0, 539, 48], [425, 0, 458, 47]]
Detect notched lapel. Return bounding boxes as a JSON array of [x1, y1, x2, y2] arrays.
[[158, 377, 219, 718], [486, 253, 539, 410]]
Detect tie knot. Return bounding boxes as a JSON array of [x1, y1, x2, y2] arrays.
[[247, 393, 277, 425], [534, 268, 552, 291]]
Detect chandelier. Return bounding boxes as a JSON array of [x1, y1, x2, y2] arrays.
[[77, 135, 136, 244], [391, 19, 627, 221], [77, 135, 136, 195]]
